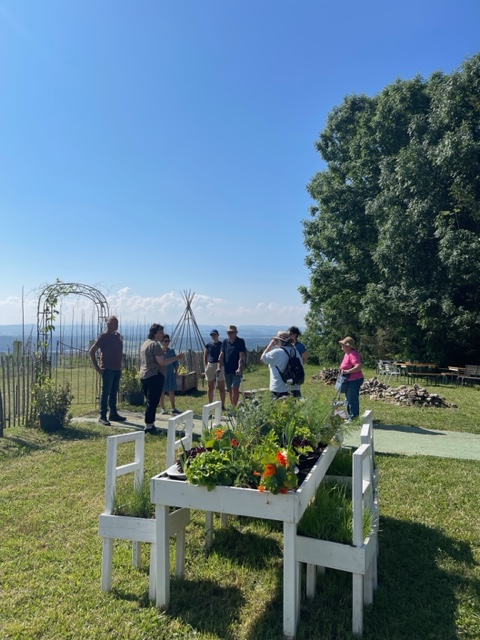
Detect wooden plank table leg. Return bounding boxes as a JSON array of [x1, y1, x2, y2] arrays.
[[155, 504, 170, 610], [283, 521, 298, 639]]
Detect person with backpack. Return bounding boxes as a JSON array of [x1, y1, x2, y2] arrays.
[[260, 331, 304, 399]]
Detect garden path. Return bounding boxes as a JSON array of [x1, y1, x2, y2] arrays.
[[73, 410, 480, 461]]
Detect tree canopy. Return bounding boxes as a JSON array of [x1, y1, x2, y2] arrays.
[[301, 54, 480, 365]]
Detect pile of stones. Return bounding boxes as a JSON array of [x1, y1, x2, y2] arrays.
[[311, 368, 339, 385], [360, 377, 455, 408]]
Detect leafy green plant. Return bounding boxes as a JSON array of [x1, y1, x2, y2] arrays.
[[31, 377, 73, 423], [120, 368, 143, 394]]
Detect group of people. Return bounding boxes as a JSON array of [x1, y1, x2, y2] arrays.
[[89, 317, 363, 433]]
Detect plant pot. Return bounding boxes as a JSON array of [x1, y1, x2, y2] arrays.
[[176, 372, 198, 394], [124, 391, 144, 406], [39, 413, 64, 432]]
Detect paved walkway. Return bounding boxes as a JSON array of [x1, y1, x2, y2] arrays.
[[73, 411, 480, 461]]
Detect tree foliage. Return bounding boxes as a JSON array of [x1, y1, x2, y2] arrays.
[[301, 54, 480, 365]]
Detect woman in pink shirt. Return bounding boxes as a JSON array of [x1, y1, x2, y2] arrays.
[[339, 336, 364, 420]]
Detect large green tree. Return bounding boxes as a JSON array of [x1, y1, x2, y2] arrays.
[[301, 54, 480, 365]]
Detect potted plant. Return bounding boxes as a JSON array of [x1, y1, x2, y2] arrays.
[[32, 377, 73, 432], [121, 369, 144, 406]]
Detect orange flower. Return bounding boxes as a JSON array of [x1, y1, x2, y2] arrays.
[[280, 487, 288, 494], [276, 451, 288, 467], [214, 428, 224, 440], [231, 438, 240, 447], [258, 485, 265, 492], [253, 470, 261, 476], [264, 464, 277, 477]]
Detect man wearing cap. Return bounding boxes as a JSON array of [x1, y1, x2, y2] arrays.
[[217, 325, 246, 407], [338, 336, 364, 420], [261, 331, 301, 399], [204, 330, 226, 409]]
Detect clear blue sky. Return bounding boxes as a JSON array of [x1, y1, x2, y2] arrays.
[[1, 0, 479, 326]]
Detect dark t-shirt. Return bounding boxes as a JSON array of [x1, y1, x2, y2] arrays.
[[96, 332, 123, 370], [206, 341, 222, 363], [221, 337, 246, 374]]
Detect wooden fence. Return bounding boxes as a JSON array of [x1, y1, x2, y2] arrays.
[[0, 346, 265, 431]]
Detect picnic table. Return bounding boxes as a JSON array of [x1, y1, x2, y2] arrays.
[[394, 362, 442, 385], [439, 366, 465, 384]]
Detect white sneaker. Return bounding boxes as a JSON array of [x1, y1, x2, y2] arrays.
[[160, 408, 167, 415]]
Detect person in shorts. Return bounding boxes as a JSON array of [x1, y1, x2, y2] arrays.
[[217, 325, 245, 408], [204, 329, 226, 409]]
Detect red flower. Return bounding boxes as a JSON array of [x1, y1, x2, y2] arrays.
[[276, 451, 288, 466], [280, 487, 288, 494], [231, 438, 240, 447], [264, 464, 277, 477]]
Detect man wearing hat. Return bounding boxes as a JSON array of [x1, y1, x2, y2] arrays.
[[217, 325, 246, 407], [338, 336, 364, 420], [261, 331, 301, 399], [204, 329, 226, 409]]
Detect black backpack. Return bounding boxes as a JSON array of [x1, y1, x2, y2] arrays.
[[276, 347, 305, 385]]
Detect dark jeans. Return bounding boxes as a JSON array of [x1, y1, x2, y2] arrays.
[[345, 377, 364, 419], [100, 369, 121, 418], [141, 373, 164, 425]]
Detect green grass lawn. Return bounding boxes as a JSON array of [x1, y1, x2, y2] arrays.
[[1, 367, 480, 639], [162, 364, 480, 435]]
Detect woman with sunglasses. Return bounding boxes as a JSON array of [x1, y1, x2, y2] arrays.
[[159, 334, 181, 415]]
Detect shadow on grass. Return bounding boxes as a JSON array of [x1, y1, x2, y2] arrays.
[[132, 577, 243, 640], [0, 422, 110, 459], [244, 516, 476, 640], [374, 421, 446, 436], [209, 525, 281, 568]]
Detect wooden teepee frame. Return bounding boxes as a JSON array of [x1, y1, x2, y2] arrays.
[[170, 291, 206, 375]]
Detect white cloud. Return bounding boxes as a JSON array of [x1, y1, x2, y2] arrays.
[[0, 289, 308, 326]]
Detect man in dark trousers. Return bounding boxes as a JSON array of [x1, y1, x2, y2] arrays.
[[89, 316, 126, 426], [217, 325, 246, 408]]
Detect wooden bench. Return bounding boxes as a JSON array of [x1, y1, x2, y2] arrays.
[[457, 365, 480, 386]]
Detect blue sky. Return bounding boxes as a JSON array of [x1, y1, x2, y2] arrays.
[[1, 0, 479, 326]]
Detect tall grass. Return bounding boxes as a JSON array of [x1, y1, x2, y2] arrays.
[[1, 418, 479, 639]]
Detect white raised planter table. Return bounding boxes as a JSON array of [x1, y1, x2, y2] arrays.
[[150, 439, 340, 639]]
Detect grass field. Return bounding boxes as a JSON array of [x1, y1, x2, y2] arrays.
[[1, 366, 480, 639]]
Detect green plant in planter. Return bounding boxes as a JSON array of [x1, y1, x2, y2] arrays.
[[120, 368, 144, 405], [121, 368, 143, 394], [32, 377, 74, 429], [113, 479, 153, 518], [298, 480, 373, 543]]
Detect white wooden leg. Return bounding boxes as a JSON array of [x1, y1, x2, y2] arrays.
[[364, 564, 373, 604], [101, 538, 114, 591], [132, 541, 142, 569], [352, 573, 364, 636], [175, 528, 186, 577], [149, 544, 156, 601], [155, 505, 170, 610], [205, 511, 214, 549], [306, 563, 316, 599], [283, 521, 298, 639]]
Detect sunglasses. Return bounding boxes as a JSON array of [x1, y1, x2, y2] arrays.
[[163, 339, 170, 342]]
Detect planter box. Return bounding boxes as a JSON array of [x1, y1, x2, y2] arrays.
[[151, 442, 340, 639], [175, 371, 197, 394], [123, 391, 145, 406], [39, 413, 64, 432]]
